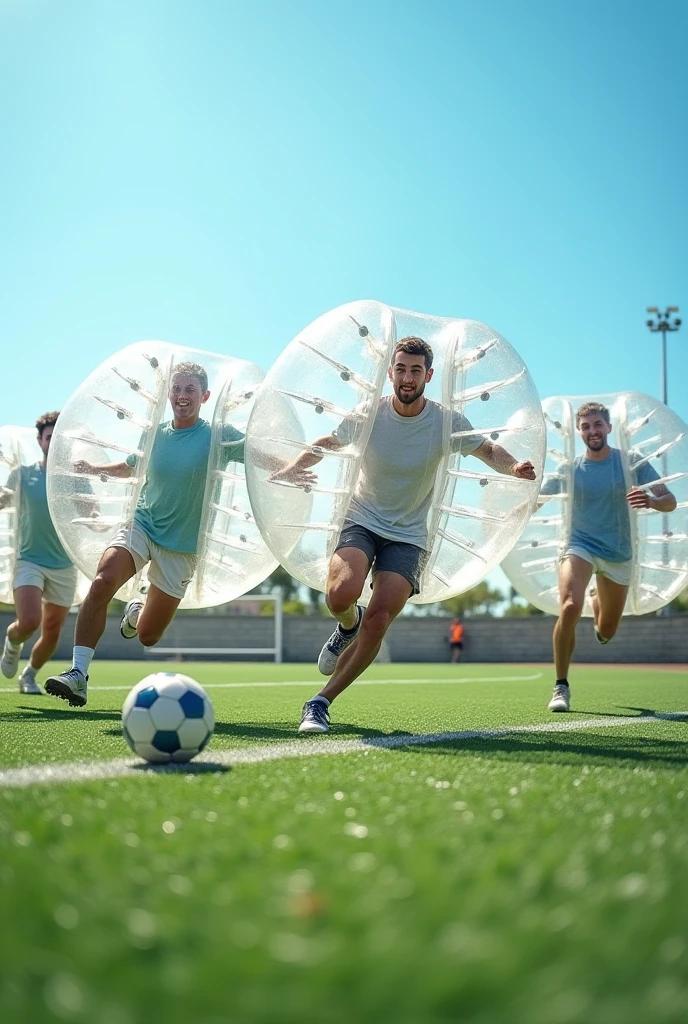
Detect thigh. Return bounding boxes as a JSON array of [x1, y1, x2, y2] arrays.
[[367, 570, 414, 618], [13, 585, 43, 625], [326, 546, 372, 594], [375, 540, 426, 596], [137, 585, 181, 636], [595, 573, 628, 628], [558, 554, 593, 606], [95, 546, 139, 589]]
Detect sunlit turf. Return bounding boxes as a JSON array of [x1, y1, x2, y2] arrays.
[[1, 661, 686, 1024]]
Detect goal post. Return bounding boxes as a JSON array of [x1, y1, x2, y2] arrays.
[[144, 593, 284, 663]]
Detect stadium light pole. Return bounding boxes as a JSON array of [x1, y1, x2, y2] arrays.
[[645, 306, 681, 405]]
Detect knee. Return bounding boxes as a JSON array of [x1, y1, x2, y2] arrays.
[[327, 580, 361, 616], [596, 616, 619, 641], [89, 573, 119, 606], [15, 612, 41, 636], [136, 624, 162, 648], [360, 607, 393, 645], [559, 595, 583, 623]]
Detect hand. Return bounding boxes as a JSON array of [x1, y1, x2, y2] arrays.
[[512, 460, 536, 481], [627, 487, 652, 509], [269, 466, 318, 490], [74, 459, 95, 475]]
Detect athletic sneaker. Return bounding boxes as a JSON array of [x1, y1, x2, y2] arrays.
[[45, 668, 89, 707], [548, 682, 570, 713], [120, 599, 143, 640], [298, 699, 330, 734], [18, 667, 42, 695], [1, 633, 22, 679], [317, 607, 363, 675], [594, 627, 610, 645]]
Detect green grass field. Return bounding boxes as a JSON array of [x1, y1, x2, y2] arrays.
[[1, 660, 687, 1024]]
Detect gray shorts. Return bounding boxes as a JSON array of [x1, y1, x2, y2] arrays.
[[335, 520, 427, 596]]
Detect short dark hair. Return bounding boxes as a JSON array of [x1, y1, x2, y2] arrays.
[[171, 362, 208, 392], [35, 411, 60, 437], [576, 401, 610, 427], [392, 336, 433, 369]]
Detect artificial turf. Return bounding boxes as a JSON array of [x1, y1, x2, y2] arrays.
[[0, 661, 686, 1024]]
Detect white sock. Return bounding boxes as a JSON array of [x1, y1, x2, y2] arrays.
[[72, 646, 95, 676], [5, 633, 22, 653], [310, 695, 330, 706]]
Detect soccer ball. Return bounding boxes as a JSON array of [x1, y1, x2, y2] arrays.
[[121, 673, 215, 764]]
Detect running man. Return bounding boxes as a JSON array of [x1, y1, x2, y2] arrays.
[[272, 336, 537, 733], [0, 412, 78, 694], [547, 401, 676, 712], [45, 362, 245, 707]]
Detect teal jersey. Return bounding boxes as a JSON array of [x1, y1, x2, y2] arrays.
[[561, 449, 659, 562], [8, 464, 72, 570], [131, 420, 245, 554]]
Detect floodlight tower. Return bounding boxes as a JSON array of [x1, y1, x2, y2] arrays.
[[645, 306, 681, 405]]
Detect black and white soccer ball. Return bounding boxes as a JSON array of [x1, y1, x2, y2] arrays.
[[121, 673, 215, 763]]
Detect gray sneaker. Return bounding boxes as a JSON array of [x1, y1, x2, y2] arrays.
[[298, 699, 330, 734], [45, 668, 89, 707], [120, 600, 143, 639], [18, 668, 42, 695], [1, 634, 22, 679], [317, 607, 363, 675], [548, 682, 570, 713]]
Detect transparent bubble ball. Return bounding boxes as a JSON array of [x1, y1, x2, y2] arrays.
[[502, 392, 688, 615], [47, 341, 277, 608], [245, 300, 545, 604]]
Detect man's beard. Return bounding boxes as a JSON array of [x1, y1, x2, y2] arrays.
[[394, 382, 425, 405], [584, 435, 605, 451]]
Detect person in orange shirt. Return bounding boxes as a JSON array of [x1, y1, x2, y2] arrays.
[[448, 617, 465, 663]]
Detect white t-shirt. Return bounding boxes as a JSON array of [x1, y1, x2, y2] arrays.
[[334, 397, 482, 550]]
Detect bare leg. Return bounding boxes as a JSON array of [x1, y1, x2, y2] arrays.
[[553, 555, 593, 680], [594, 574, 628, 641], [75, 547, 137, 649], [135, 585, 181, 647], [318, 571, 412, 703], [7, 586, 43, 645], [325, 547, 371, 629], [28, 602, 71, 670]]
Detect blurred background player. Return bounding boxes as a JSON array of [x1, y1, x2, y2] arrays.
[[547, 401, 676, 713], [273, 337, 537, 733], [0, 412, 78, 694], [448, 617, 465, 663], [45, 362, 244, 707]]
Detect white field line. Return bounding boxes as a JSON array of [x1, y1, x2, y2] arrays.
[[0, 673, 543, 694], [1, 712, 686, 789]]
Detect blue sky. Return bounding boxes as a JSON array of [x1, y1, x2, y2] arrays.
[[2, 2, 686, 433]]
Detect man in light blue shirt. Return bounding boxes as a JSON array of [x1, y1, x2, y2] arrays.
[[46, 362, 245, 707], [548, 401, 676, 713], [0, 412, 78, 694]]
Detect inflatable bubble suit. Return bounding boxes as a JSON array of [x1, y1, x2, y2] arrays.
[[502, 392, 688, 615], [0, 425, 90, 606], [47, 341, 277, 608], [245, 301, 546, 604]]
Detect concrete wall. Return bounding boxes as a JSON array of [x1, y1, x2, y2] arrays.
[[1, 610, 686, 664]]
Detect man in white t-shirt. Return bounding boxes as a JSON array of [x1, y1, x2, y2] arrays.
[[273, 336, 537, 734]]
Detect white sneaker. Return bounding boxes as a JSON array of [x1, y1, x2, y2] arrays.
[[298, 699, 330, 734], [19, 668, 42, 695], [1, 634, 22, 679], [120, 600, 143, 639], [548, 682, 570, 713], [317, 607, 363, 675], [45, 668, 88, 707]]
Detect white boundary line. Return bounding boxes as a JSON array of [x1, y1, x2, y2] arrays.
[[0, 673, 543, 694], [1, 711, 686, 789]]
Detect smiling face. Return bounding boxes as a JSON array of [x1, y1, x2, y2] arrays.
[[578, 412, 612, 453], [168, 372, 210, 427], [388, 350, 433, 408]]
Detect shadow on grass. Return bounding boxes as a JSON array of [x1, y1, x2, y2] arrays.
[[129, 761, 231, 776], [2, 705, 120, 723], [100, 720, 406, 743]]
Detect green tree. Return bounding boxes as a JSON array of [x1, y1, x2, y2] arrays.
[[438, 581, 505, 617]]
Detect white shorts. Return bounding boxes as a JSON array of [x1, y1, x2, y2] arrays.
[[13, 560, 78, 608], [110, 523, 197, 600], [563, 546, 632, 587]]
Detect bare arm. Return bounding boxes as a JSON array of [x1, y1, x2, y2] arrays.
[[74, 459, 134, 479], [627, 483, 677, 513], [470, 440, 536, 480], [268, 434, 342, 487]]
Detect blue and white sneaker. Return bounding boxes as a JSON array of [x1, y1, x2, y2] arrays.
[[317, 607, 363, 675], [120, 600, 143, 640], [45, 668, 88, 707], [298, 698, 330, 734]]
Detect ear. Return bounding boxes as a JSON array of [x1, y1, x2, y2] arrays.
[[387, 365, 394, 383], [202, 390, 211, 404], [425, 366, 434, 381]]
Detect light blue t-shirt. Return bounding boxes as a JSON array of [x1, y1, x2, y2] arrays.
[[129, 420, 245, 554], [335, 397, 483, 549], [568, 448, 659, 562], [7, 464, 72, 570]]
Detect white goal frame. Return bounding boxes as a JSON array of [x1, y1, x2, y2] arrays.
[[144, 593, 283, 663]]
